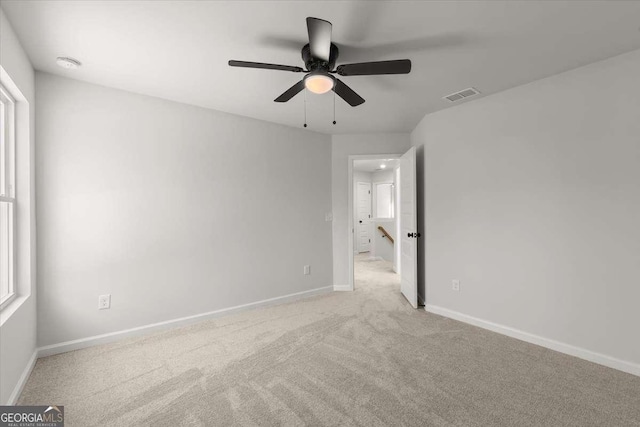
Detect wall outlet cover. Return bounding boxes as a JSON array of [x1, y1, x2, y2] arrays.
[[452, 280, 460, 292], [98, 294, 111, 310], [304, 265, 311, 275]]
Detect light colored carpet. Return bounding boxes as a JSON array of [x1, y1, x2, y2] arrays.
[[19, 254, 640, 426]]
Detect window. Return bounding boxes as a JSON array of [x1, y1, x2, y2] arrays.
[[375, 183, 394, 219], [0, 83, 16, 309]]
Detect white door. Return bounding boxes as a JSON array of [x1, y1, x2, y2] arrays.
[[356, 182, 372, 253], [400, 147, 418, 308]]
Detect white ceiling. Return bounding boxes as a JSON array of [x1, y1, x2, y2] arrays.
[[2, 1, 640, 135], [354, 159, 399, 173]]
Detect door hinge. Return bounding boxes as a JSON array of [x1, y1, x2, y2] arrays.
[[369, 239, 371, 243]]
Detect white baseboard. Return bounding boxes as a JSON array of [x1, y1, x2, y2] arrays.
[[333, 285, 353, 292], [6, 350, 37, 405], [425, 304, 640, 377], [37, 286, 333, 358]]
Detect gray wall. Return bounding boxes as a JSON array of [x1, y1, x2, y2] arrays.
[[331, 134, 410, 288], [35, 73, 333, 346], [0, 9, 38, 404], [412, 49, 640, 365]]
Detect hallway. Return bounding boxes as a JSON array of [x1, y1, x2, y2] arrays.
[[354, 252, 400, 292]]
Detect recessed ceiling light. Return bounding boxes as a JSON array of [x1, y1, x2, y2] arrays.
[[56, 57, 82, 70], [380, 164, 386, 169]]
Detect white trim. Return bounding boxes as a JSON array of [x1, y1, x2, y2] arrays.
[[393, 165, 401, 276], [333, 284, 353, 292], [0, 292, 16, 311], [37, 286, 333, 358], [348, 154, 402, 290], [6, 350, 37, 405], [0, 81, 17, 310], [425, 304, 640, 377]]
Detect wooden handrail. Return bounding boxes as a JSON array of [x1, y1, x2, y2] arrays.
[[378, 226, 394, 244]]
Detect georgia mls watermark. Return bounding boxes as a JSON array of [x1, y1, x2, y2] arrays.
[[0, 406, 64, 427]]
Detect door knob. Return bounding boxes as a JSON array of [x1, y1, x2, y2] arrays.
[[359, 220, 363, 223]]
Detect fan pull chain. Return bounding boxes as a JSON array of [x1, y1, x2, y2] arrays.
[[333, 91, 336, 125], [303, 89, 308, 128]]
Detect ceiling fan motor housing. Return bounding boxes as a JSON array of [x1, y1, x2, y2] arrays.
[[302, 43, 339, 72]]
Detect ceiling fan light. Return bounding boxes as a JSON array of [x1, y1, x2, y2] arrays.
[[304, 73, 334, 94]]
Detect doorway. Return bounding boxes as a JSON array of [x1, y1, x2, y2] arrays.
[[347, 149, 419, 308], [353, 156, 400, 296]]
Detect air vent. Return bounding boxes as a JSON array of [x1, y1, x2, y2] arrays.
[[443, 87, 480, 102]]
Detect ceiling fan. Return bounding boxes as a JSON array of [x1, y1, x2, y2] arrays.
[[229, 17, 411, 107]]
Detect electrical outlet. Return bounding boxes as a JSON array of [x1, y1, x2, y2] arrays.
[[325, 212, 333, 222], [452, 280, 460, 292], [98, 294, 111, 310], [303, 265, 311, 275]]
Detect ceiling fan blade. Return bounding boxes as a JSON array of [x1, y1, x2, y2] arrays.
[[306, 17, 332, 62], [274, 80, 306, 103], [333, 79, 365, 107], [336, 59, 411, 76], [229, 60, 304, 73]]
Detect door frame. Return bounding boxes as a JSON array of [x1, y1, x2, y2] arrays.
[[348, 153, 402, 290]]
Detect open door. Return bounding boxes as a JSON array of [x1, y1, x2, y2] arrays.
[[399, 146, 418, 308]]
